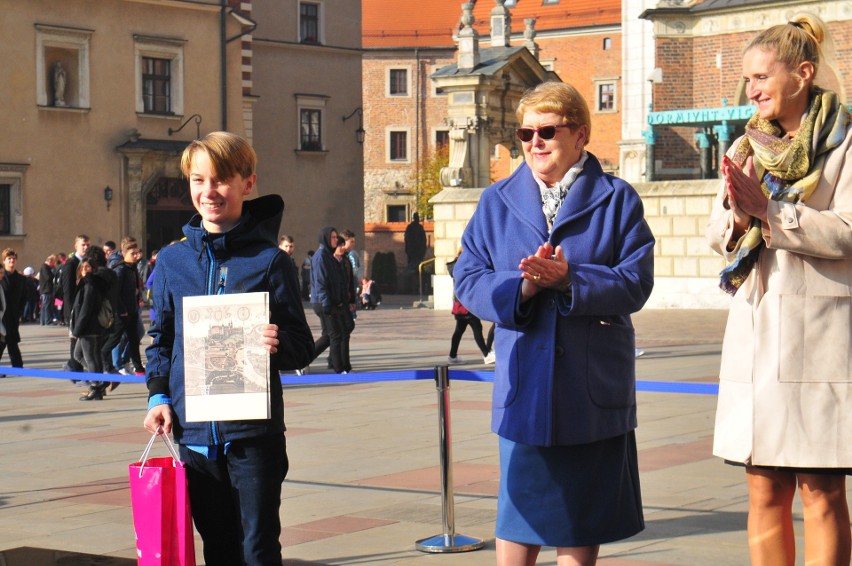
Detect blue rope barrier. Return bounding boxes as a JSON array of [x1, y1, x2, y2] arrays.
[[1, 365, 719, 395]]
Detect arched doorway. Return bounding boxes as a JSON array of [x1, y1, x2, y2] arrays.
[[145, 177, 194, 254]]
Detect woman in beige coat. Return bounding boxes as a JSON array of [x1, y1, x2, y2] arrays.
[[707, 13, 852, 566]]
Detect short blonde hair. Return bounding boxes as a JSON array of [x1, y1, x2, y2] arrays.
[[746, 13, 828, 89], [180, 131, 257, 180], [2, 248, 17, 260], [516, 81, 592, 146]]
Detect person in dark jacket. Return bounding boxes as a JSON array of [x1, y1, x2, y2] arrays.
[[143, 131, 314, 566], [0, 249, 26, 368], [309, 227, 349, 373], [76, 247, 118, 400], [60, 235, 90, 358], [100, 239, 145, 375], [38, 255, 58, 325]]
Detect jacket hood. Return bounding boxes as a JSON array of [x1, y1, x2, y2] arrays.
[[90, 266, 116, 294], [317, 226, 337, 249], [183, 194, 284, 252]]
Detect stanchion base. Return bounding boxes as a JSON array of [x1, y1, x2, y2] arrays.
[[415, 533, 485, 553]]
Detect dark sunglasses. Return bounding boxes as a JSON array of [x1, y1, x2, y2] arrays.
[[515, 125, 571, 142]]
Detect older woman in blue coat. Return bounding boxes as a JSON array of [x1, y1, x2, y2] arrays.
[[455, 81, 655, 565]]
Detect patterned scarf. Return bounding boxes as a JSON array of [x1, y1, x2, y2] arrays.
[[719, 88, 851, 294], [537, 151, 589, 232]]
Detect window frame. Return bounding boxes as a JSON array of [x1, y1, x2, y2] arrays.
[[386, 66, 411, 98], [434, 129, 450, 152], [141, 56, 172, 114], [295, 93, 328, 153], [134, 35, 185, 116], [0, 164, 27, 237], [298, 1, 324, 44], [594, 79, 618, 114], [387, 128, 411, 163], [386, 203, 409, 223]]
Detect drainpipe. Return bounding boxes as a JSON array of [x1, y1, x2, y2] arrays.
[[415, 47, 420, 217], [221, 0, 228, 130]]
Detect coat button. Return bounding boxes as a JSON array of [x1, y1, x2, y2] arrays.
[[555, 346, 565, 358]]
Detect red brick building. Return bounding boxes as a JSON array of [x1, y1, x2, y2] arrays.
[[360, 0, 622, 285]]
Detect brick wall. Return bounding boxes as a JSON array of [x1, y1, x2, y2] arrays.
[[538, 32, 622, 169], [362, 50, 455, 224]]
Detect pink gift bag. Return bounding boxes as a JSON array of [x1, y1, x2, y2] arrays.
[[129, 430, 196, 566]]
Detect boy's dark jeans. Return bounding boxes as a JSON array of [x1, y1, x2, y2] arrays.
[[180, 434, 288, 566]]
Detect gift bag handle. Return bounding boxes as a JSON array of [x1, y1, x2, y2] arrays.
[[137, 426, 181, 478]]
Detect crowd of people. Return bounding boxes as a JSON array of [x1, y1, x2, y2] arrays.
[[0, 235, 157, 392]]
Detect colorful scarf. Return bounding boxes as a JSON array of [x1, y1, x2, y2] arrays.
[[719, 88, 851, 294]]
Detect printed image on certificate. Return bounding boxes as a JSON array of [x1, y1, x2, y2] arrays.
[[182, 292, 270, 422]]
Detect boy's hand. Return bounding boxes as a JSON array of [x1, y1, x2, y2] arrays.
[[144, 405, 173, 434], [258, 323, 280, 354]]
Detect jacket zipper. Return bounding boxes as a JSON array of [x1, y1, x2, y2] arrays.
[[204, 241, 226, 447]]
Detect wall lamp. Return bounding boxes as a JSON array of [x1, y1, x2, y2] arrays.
[[342, 107, 365, 144], [168, 113, 202, 138], [104, 186, 113, 211]]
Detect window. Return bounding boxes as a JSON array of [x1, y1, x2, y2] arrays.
[[295, 93, 328, 152], [299, 2, 321, 44], [542, 0, 559, 4], [35, 24, 92, 109], [300, 109, 322, 151], [435, 130, 449, 150], [603, 37, 612, 50], [389, 131, 408, 161], [0, 165, 26, 236], [142, 57, 171, 114], [596, 81, 617, 113], [431, 65, 447, 96], [389, 69, 408, 96], [0, 185, 10, 235], [387, 205, 408, 223], [134, 36, 184, 116]]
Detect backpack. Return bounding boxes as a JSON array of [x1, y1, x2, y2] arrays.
[[53, 265, 64, 299], [97, 296, 114, 329]]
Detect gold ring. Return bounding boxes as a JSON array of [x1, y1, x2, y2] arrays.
[[533, 273, 541, 281]]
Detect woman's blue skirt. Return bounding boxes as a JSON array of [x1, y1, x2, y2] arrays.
[[496, 431, 644, 547]]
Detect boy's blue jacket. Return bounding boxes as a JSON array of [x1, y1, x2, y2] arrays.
[[146, 194, 314, 445]]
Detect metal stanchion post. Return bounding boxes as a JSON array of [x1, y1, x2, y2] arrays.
[[415, 365, 485, 553]]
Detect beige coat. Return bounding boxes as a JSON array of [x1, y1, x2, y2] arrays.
[[707, 128, 852, 467]]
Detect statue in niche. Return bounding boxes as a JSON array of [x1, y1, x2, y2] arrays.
[[53, 62, 67, 107]]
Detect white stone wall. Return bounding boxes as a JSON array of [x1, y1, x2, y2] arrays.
[[636, 178, 730, 308]]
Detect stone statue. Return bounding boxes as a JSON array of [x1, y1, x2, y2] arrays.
[[53, 62, 67, 107], [404, 212, 427, 268]]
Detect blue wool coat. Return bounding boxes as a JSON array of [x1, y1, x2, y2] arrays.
[[454, 155, 655, 447]]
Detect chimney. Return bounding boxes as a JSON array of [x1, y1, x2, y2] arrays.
[[457, 2, 480, 71]]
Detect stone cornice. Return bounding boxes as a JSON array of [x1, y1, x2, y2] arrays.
[[643, 1, 852, 39]]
